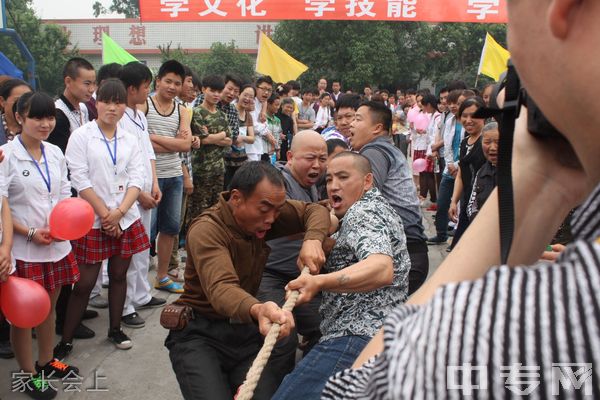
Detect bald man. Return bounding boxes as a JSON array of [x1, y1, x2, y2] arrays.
[[257, 130, 329, 388], [272, 152, 410, 399]]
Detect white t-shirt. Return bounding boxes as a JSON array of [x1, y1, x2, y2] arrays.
[[118, 108, 156, 193], [1, 138, 73, 262], [0, 160, 15, 274], [246, 97, 266, 156], [66, 121, 145, 230]]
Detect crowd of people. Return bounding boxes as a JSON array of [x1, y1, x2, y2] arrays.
[[1, 3, 599, 395]]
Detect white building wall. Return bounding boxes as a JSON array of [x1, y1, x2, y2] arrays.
[[43, 19, 274, 69]]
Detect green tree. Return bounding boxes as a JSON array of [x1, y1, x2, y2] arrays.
[[273, 21, 506, 91], [273, 21, 430, 90], [423, 23, 507, 88], [158, 42, 203, 72], [199, 42, 254, 82], [93, 0, 139, 18], [159, 41, 255, 83], [0, 0, 76, 95]]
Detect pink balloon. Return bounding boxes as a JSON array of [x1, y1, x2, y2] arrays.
[[406, 106, 420, 124], [49, 198, 95, 241], [413, 158, 428, 173], [1, 276, 50, 328], [414, 113, 430, 131]]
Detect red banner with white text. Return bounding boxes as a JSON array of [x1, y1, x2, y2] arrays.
[[140, 0, 507, 24]]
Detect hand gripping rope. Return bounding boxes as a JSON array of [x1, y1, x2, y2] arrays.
[[235, 266, 310, 400]]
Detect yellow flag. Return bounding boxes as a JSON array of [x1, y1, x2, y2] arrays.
[[478, 33, 510, 82], [256, 32, 308, 83]]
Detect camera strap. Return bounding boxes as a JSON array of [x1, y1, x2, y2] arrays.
[[497, 64, 521, 264]]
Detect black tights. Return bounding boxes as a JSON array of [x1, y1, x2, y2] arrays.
[[61, 255, 131, 343]]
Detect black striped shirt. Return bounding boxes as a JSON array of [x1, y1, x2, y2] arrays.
[[322, 185, 600, 399]]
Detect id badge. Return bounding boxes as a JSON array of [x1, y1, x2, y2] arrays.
[[41, 192, 55, 208], [111, 182, 126, 195]]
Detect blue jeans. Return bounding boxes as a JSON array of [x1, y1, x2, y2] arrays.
[[272, 335, 369, 400], [434, 174, 455, 240], [151, 176, 183, 241]]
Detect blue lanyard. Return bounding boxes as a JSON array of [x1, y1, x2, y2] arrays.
[[125, 109, 145, 132], [18, 135, 51, 194], [97, 124, 118, 175]]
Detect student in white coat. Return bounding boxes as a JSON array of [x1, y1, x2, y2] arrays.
[[0, 155, 12, 285], [55, 79, 149, 360], [0, 169, 12, 282], [118, 62, 166, 329], [2, 92, 79, 399]]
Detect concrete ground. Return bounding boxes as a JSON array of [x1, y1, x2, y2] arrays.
[[0, 208, 448, 400]]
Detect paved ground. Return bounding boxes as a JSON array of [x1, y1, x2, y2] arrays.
[[0, 208, 448, 400]]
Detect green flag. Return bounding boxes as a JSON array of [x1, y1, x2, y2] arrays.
[[102, 33, 138, 65]]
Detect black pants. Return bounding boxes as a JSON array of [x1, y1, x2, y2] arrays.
[[224, 165, 240, 191], [419, 172, 437, 202], [279, 136, 290, 162], [256, 270, 322, 384], [450, 205, 471, 250], [407, 240, 429, 295], [165, 314, 283, 400], [393, 134, 409, 158]]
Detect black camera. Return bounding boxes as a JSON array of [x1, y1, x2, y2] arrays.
[[473, 60, 569, 264], [475, 60, 565, 140]]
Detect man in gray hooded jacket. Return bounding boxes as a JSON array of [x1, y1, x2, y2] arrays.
[[349, 100, 428, 294], [257, 129, 329, 387]]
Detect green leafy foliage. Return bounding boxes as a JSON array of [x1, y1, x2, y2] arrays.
[[274, 21, 430, 90], [0, 0, 77, 95], [274, 21, 507, 90], [159, 41, 255, 83], [92, 0, 140, 18], [423, 23, 507, 87]]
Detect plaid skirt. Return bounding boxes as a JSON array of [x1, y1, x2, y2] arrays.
[[412, 149, 434, 173], [15, 252, 79, 292], [72, 219, 150, 265]]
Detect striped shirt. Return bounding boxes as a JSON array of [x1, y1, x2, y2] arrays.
[[323, 184, 600, 399], [146, 97, 182, 179]]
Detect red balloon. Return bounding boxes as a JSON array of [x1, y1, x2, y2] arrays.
[[1, 276, 50, 328], [413, 158, 428, 173], [49, 198, 95, 241]]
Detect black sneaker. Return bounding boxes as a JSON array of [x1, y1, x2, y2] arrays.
[[427, 236, 448, 245], [82, 309, 99, 320], [0, 339, 14, 359], [136, 296, 166, 310], [23, 373, 57, 400], [55, 323, 95, 339], [108, 328, 133, 350], [73, 323, 95, 339], [36, 358, 79, 379], [53, 341, 73, 361], [121, 312, 145, 329]]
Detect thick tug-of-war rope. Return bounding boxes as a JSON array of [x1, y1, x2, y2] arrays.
[[235, 266, 310, 400]]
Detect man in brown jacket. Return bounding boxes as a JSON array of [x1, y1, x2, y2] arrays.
[[165, 161, 330, 400]]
